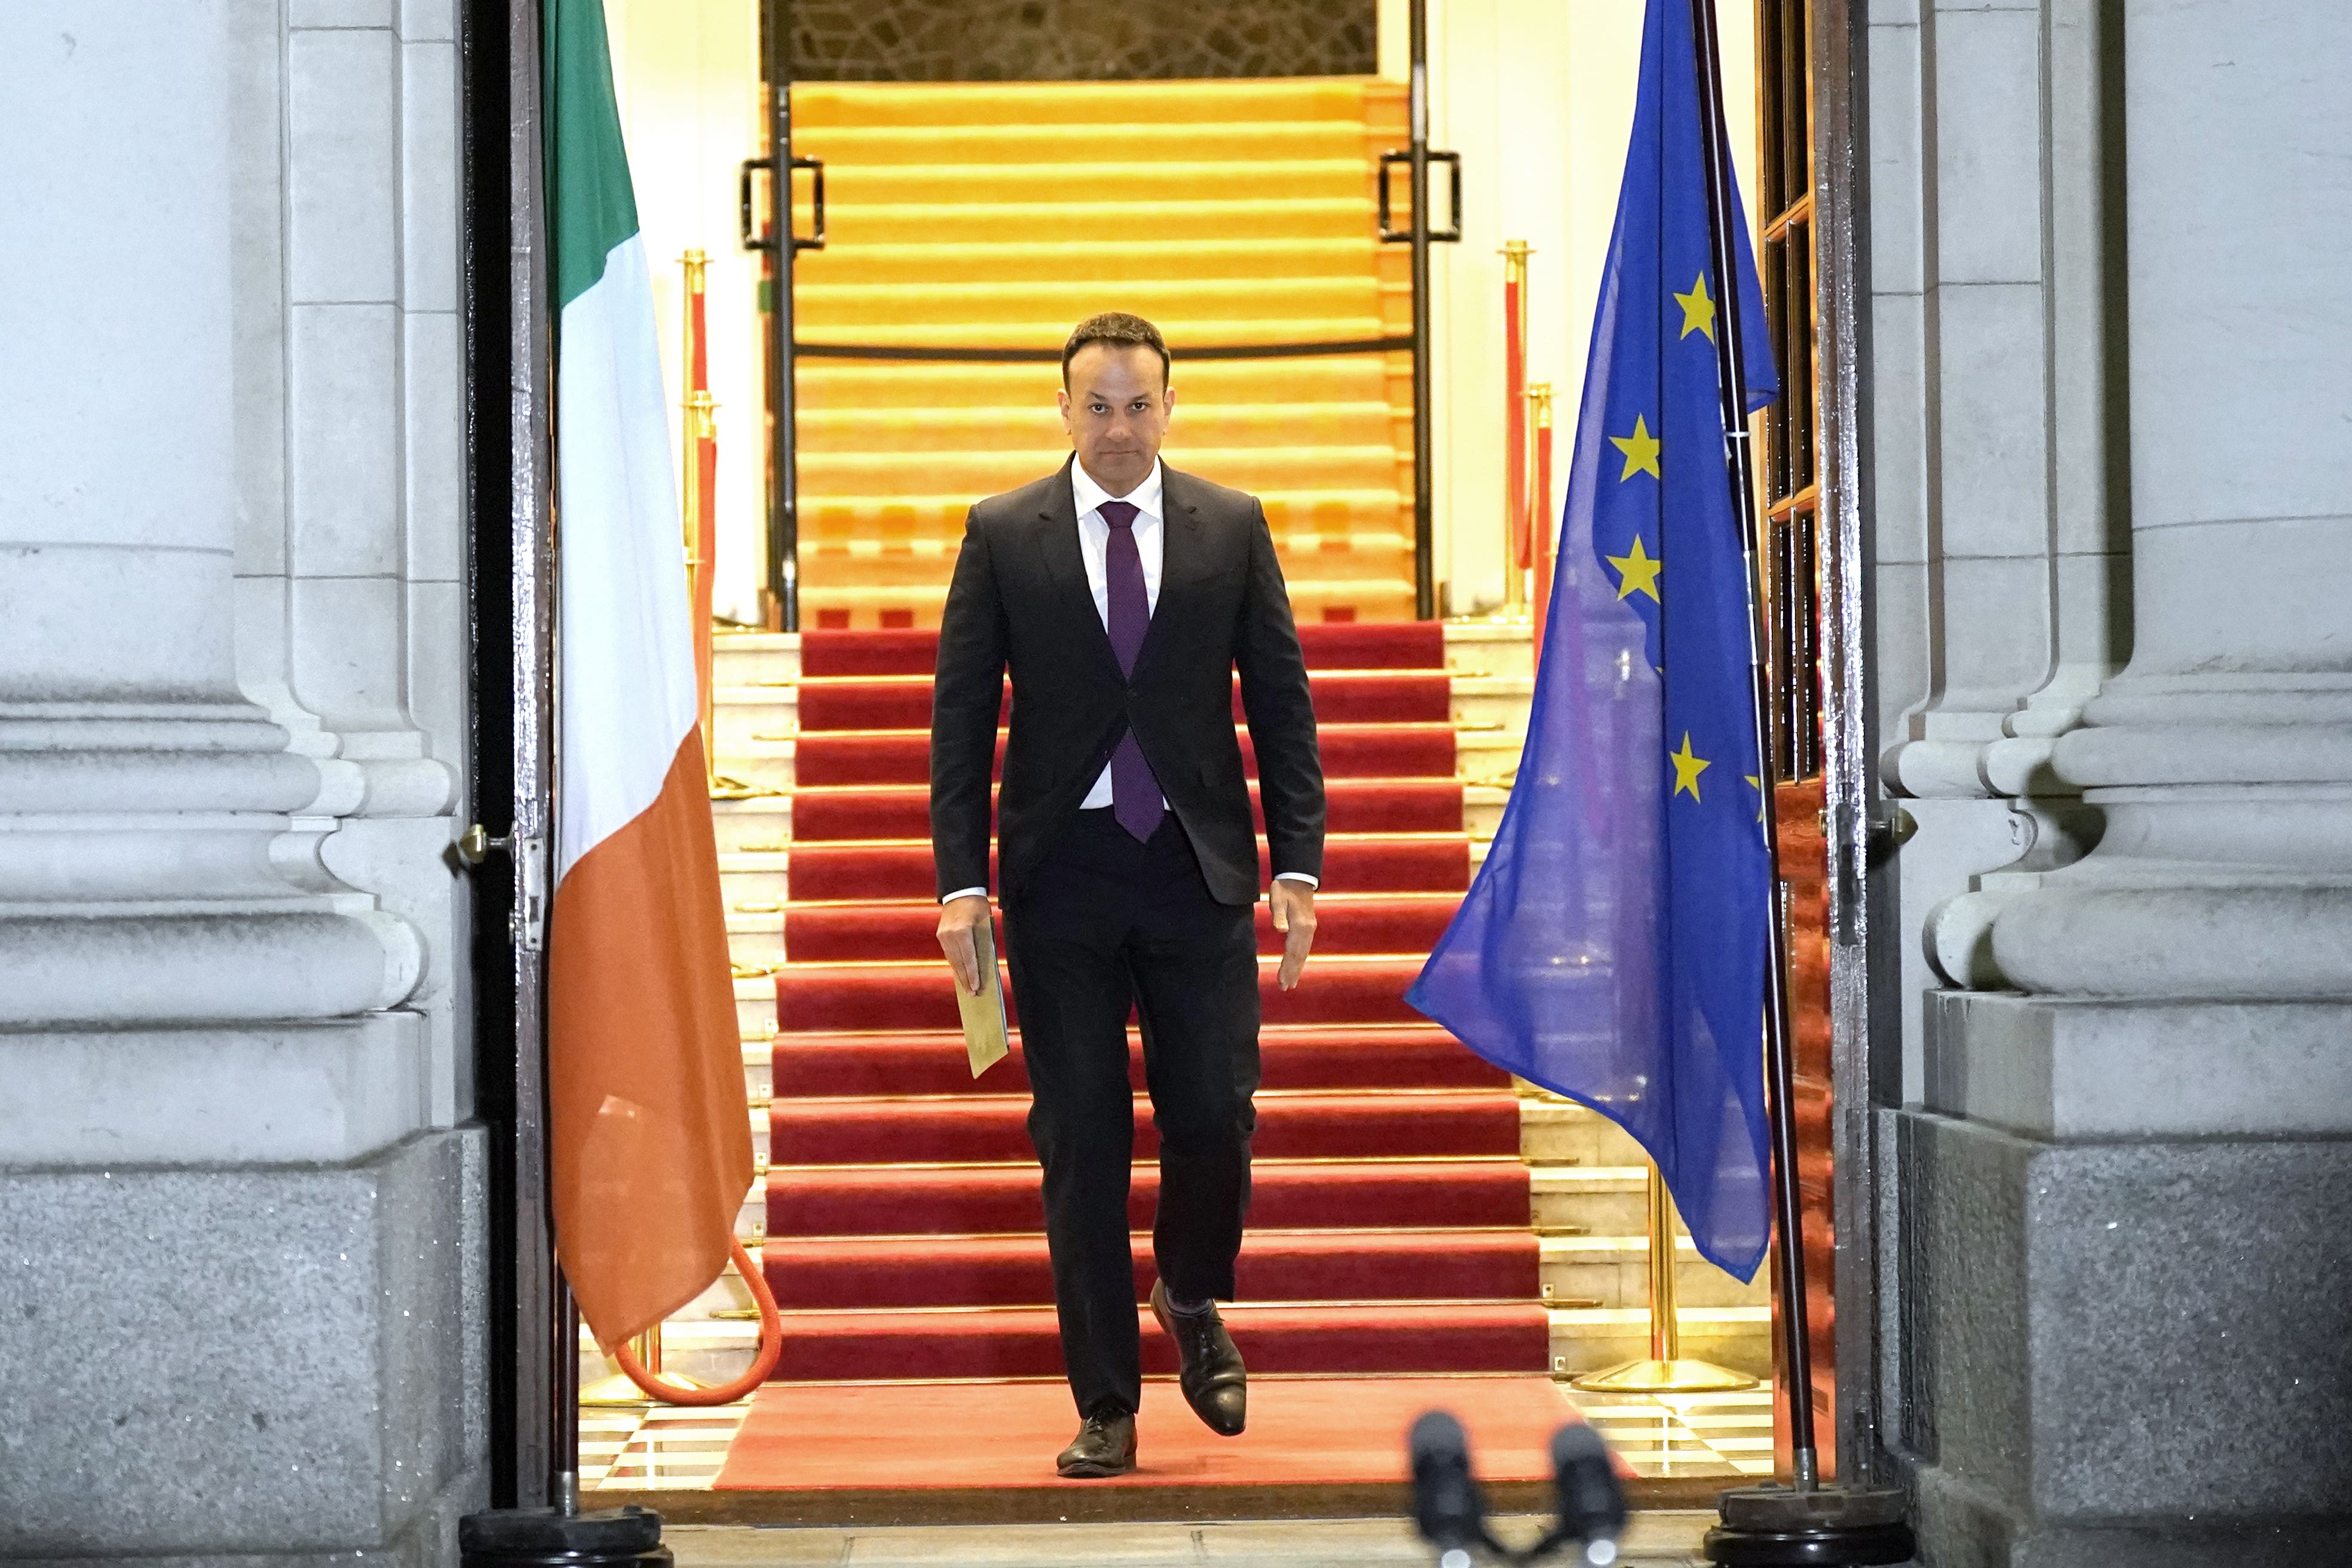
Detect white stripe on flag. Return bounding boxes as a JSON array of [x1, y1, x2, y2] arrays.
[[556, 232, 696, 883]]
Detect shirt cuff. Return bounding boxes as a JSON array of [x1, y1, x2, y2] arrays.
[[941, 887, 988, 904], [1273, 872, 1319, 889]]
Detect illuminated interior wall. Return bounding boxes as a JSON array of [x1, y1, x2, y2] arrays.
[[607, 0, 767, 625], [1385, 0, 1758, 615]]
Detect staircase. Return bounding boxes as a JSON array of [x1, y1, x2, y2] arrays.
[[610, 618, 1772, 1396], [575, 72, 1771, 1407], [788, 79, 1417, 629], [751, 622, 1544, 1380]]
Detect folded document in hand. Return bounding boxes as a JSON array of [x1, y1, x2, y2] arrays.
[[956, 918, 1011, 1079]]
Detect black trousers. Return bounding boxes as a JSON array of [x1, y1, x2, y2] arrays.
[[1002, 808, 1263, 1419]]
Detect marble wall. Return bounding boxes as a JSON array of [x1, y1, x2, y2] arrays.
[[0, 0, 485, 1560], [1865, 2, 2352, 1560]]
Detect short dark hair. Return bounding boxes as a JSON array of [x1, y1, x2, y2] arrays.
[[1061, 312, 1170, 387]]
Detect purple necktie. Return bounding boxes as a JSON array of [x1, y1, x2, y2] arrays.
[[1099, 499, 1165, 842]]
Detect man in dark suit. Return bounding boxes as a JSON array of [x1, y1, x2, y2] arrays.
[[930, 312, 1325, 1477]]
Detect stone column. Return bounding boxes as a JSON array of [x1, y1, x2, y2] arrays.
[[1872, 0, 2131, 1082], [1976, 0, 2352, 997], [1899, 5, 2352, 1562], [0, 4, 485, 1561]]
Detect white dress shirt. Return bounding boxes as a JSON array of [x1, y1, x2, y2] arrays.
[[939, 458, 1316, 902]]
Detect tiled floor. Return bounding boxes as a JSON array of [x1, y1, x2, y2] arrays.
[[664, 1514, 1716, 1566], [576, 1380, 1777, 1491], [1561, 1386, 1779, 1481], [581, 1401, 753, 1491]]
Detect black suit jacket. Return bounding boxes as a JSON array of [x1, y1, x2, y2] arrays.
[[929, 458, 1325, 908]]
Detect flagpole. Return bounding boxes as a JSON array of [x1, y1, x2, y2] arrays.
[[1686, 0, 1914, 1559], [1683, 0, 1815, 1489]]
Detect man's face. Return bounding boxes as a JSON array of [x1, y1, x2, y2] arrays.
[[1058, 342, 1174, 497]]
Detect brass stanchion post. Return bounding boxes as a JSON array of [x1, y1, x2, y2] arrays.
[[1527, 381, 1555, 651], [1499, 239, 1533, 619], [1572, 1159, 1759, 1395], [581, 1316, 712, 1407]]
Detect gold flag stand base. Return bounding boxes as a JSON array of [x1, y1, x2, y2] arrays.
[[1572, 1356, 1757, 1395], [1567, 1159, 1760, 1397], [578, 1327, 706, 1407]]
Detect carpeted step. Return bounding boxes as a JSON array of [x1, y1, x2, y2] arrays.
[[807, 197, 1391, 250], [778, 953, 1433, 1033], [800, 445, 1397, 502], [794, 670, 1451, 731], [798, 356, 1391, 413], [781, 890, 1464, 962], [771, 1024, 1509, 1098], [782, 834, 1468, 902], [805, 162, 1370, 215], [762, 1228, 1541, 1310], [771, 1089, 1522, 1166], [792, 724, 1456, 786], [798, 399, 1396, 452], [769, 1157, 1532, 1237], [792, 79, 1384, 131], [803, 238, 1386, 291], [800, 122, 1373, 172], [796, 513, 1413, 584], [788, 778, 1464, 840], [800, 580, 1420, 633], [800, 621, 1442, 677], [760, 1300, 1551, 1382]]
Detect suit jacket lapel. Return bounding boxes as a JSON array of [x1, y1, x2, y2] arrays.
[[1134, 466, 1207, 679], [1033, 457, 1124, 685]]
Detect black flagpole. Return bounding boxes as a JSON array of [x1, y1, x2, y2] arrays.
[[1683, 0, 1817, 1491], [1685, 0, 1914, 1561]]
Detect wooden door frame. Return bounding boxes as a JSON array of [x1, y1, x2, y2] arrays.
[[463, 0, 559, 1510]]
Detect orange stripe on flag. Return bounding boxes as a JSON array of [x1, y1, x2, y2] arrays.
[[549, 727, 751, 1347]]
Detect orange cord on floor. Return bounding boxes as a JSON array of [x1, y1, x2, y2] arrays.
[[611, 1235, 781, 1405]]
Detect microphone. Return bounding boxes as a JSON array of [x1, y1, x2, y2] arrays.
[[1408, 1410, 1492, 1565], [1550, 1425, 1628, 1565]]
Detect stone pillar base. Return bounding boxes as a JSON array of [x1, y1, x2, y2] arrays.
[[0, 1126, 487, 1564], [1897, 993, 2352, 1568]]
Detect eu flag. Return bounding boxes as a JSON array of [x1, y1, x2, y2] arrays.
[[1405, 0, 1780, 1279]]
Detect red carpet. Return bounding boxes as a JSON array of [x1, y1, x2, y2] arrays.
[[783, 892, 1466, 961], [780, 833, 1469, 901], [789, 777, 1467, 839], [794, 723, 1458, 786], [714, 1376, 1588, 1493], [765, 624, 1544, 1386], [796, 669, 1453, 728], [772, 1024, 1509, 1097], [770, 1158, 1536, 1235]]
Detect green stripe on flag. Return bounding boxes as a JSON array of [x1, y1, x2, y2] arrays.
[[544, 0, 640, 310]]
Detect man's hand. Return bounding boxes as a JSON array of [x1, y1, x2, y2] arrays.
[[937, 892, 991, 996], [1270, 880, 1317, 991]]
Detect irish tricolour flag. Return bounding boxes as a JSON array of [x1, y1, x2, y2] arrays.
[[545, 0, 751, 1348]]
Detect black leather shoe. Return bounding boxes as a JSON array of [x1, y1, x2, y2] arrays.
[[1056, 1408, 1137, 1477], [1151, 1279, 1247, 1436]]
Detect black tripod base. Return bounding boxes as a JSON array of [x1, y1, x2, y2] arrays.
[[1702, 1484, 1915, 1566], [458, 1506, 672, 1568]]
